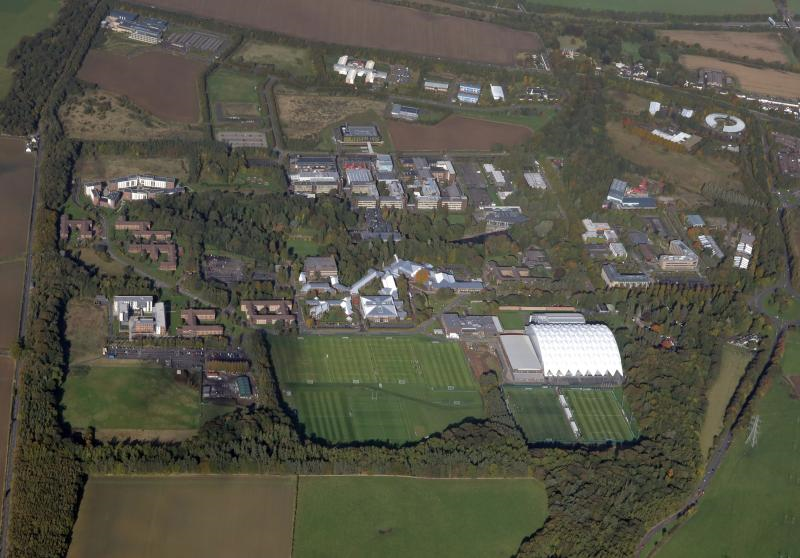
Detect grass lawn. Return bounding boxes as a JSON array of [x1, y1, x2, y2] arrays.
[[0, 0, 60, 98], [287, 238, 320, 258], [525, 0, 774, 15], [657, 379, 800, 557], [505, 386, 574, 442], [271, 335, 484, 443], [461, 106, 556, 133], [294, 476, 547, 558], [65, 298, 108, 364], [236, 40, 315, 77], [698, 345, 753, 459], [498, 311, 530, 330], [63, 362, 200, 430], [564, 388, 635, 442], [207, 67, 262, 105]]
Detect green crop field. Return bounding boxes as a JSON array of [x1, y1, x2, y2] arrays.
[[68, 475, 297, 558], [0, 0, 60, 98], [505, 386, 574, 442], [657, 380, 800, 557], [271, 336, 484, 443], [564, 388, 635, 442], [207, 68, 262, 104], [698, 345, 753, 459], [294, 476, 548, 558], [63, 362, 200, 430], [526, 0, 774, 15]]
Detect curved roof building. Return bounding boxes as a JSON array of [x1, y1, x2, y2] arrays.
[[526, 323, 623, 377], [705, 113, 746, 134]]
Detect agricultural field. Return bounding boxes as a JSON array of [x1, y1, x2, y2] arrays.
[[505, 387, 574, 443], [523, 0, 774, 15], [68, 476, 297, 558], [389, 115, 532, 152], [144, 0, 542, 65], [276, 89, 385, 141], [64, 298, 108, 365], [0, 0, 59, 97], [60, 89, 205, 141], [77, 50, 207, 123], [698, 345, 753, 459], [271, 336, 484, 443], [657, 380, 800, 557], [679, 55, 800, 99], [0, 358, 12, 512], [62, 362, 200, 432], [564, 388, 635, 442], [235, 40, 315, 77], [76, 154, 190, 182], [0, 137, 35, 260], [607, 121, 743, 203], [659, 30, 791, 64], [0, 263, 25, 351], [294, 476, 547, 558]]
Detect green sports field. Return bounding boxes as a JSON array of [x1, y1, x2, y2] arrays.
[[505, 386, 574, 442], [206, 67, 262, 104], [271, 336, 484, 443], [564, 388, 635, 442], [526, 0, 774, 15], [657, 380, 800, 557], [294, 476, 548, 558], [0, 0, 60, 98], [63, 362, 200, 430]]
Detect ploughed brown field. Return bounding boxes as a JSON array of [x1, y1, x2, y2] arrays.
[[143, 0, 541, 65], [389, 115, 532, 151], [77, 50, 207, 123], [0, 137, 34, 260], [679, 55, 800, 99], [659, 30, 790, 64]]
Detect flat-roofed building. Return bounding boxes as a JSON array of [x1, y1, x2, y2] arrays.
[[424, 79, 450, 93], [240, 300, 295, 326], [302, 256, 338, 281], [500, 334, 543, 382], [659, 240, 699, 271]]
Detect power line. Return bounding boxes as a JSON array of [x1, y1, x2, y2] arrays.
[[746, 414, 761, 448]]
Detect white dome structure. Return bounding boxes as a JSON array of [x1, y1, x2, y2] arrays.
[[526, 324, 623, 377], [705, 113, 746, 134]]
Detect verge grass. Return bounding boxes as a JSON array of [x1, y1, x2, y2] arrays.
[[698, 345, 753, 458], [271, 335, 484, 443], [294, 476, 548, 558]]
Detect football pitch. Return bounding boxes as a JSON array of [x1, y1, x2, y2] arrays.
[[505, 386, 635, 443], [564, 388, 635, 442], [270, 336, 484, 444], [505, 387, 574, 442]]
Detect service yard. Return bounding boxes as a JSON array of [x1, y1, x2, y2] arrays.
[[77, 49, 207, 123]]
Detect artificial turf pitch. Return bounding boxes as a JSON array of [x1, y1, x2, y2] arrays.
[[270, 336, 484, 444], [564, 388, 635, 442], [504, 387, 574, 442]]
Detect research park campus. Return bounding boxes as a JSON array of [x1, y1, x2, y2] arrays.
[[0, 0, 799, 556]]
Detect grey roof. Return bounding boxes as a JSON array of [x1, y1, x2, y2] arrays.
[[686, 214, 705, 227], [607, 178, 628, 202], [500, 335, 542, 372], [361, 295, 399, 319]]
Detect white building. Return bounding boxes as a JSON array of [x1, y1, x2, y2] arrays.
[[490, 84, 505, 102]]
